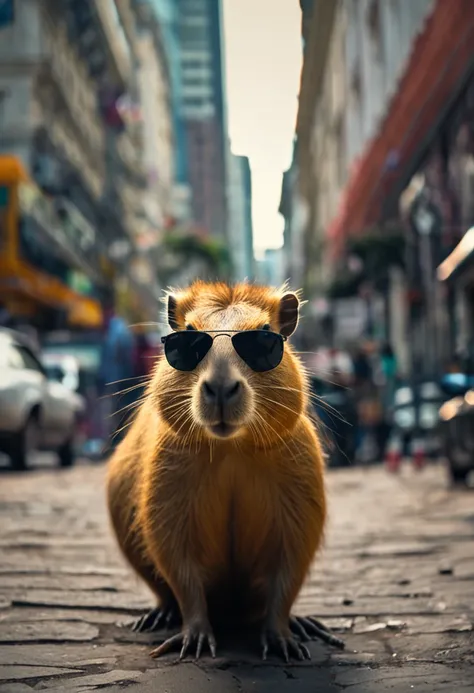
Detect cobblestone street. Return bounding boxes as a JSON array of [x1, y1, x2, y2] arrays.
[[0, 459, 473, 692]]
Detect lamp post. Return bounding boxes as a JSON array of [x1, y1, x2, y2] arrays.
[[409, 189, 442, 378], [407, 188, 442, 450]]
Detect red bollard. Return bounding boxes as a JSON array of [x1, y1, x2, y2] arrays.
[[411, 438, 426, 471], [385, 437, 402, 473]]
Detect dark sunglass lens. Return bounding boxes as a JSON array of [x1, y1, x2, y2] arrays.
[[164, 332, 213, 371], [232, 331, 284, 372]]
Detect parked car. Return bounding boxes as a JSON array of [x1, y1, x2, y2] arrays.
[[391, 380, 444, 458], [0, 328, 85, 470], [42, 353, 81, 393], [439, 372, 474, 485]]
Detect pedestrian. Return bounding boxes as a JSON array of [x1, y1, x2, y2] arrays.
[[352, 344, 378, 462], [98, 307, 136, 453], [377, 342, 398, 462]]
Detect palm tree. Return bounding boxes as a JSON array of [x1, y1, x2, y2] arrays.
[[155, 226, 232, 287]]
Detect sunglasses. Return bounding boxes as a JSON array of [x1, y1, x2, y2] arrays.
[[161, 329, 287, 372]]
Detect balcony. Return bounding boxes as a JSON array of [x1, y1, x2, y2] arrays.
[[39, 11, 104, 165], [116, 131, 147, 188], [91, 0, 133, 87]]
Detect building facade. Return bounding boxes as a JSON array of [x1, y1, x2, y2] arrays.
[[138, 0, 192, 222], [279, 143, 309, 292], [136, 21, 174, 241], [0, 0, 168, 328], [227, 152, 254, 282], [295, 0, 435, 298], [255, 248, 284, 289], [294, 0, 474, 374], [177, 0, 228, 239]]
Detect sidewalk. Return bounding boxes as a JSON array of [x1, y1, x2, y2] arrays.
[[0, 460, 473, 692]]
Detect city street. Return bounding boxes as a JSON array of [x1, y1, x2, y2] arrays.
[[0, 458, 473, 692]]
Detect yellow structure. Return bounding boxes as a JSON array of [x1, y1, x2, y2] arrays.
[[0, 155, 102, 328]]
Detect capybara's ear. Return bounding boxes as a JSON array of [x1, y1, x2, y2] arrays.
[[279, 293, 299, 337], [168, 294, 179, 330]]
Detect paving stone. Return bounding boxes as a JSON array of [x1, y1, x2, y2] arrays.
[[0, 666, 79, 682], [1, 462, 474, 691], [0, 643, 144, 669], [0, 608, 127, 626], [10, 590, 149, 613], [0, 574, 125, 592], [357, 541, 442, 558], [402, 614, 473, 634], [0, 621, 99, 643], [39, 669, 142, 689], [334, 663, 474, 692], [296, 594, 444, 617]]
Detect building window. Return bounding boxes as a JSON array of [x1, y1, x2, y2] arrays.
[[181, 52, 212, 66], [367, 0, 383, 62], [183, 77, 206, 87], [350, 65, 361, 106], [179, 24, 209, 43], [180, 0, 207, 15], [0, 0, 14, 28], [185, 97, 211, 108]]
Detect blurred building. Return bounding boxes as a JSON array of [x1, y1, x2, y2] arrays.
[[255, 248, 284, 288], [295, 0, 434, 288], [227, 152, 254, 282], [279, 141, 309, 292], [177, 0, 229, 239], [135, 17, 174, 242], [0, 0, 170, 330], [279, 1, 314, 294], [135, 0, 192, 222], [291, 1, 438, 356], [292, 0, 474, 376]]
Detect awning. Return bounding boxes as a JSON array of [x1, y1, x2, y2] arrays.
[[0, 259, 103, 328], [329, 0, 474, 258]]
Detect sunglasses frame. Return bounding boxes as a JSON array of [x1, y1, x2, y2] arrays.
[[160, 329, 288, 372]]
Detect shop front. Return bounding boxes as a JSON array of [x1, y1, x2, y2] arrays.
[[0, 155, 105, 331], [438, 227, 474, 364], [399, 68, 474, 375], [324, 0, 474, 378]]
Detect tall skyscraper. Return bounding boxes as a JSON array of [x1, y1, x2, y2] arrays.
[[177, 0, 228, 239], [228, 153, 254, 281], [138, 0, 192, 222]]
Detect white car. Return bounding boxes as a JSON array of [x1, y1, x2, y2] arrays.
[[0, 328, 85, 470]]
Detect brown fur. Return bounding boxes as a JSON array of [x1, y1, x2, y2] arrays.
[[106, 281, 326, 653]]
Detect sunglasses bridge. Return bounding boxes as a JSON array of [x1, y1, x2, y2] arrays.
[[161, 330, 288, 343]]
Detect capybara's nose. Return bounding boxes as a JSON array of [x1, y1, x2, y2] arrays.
[[202, 379, 241, 408]]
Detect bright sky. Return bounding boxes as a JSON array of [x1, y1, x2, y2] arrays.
[[222, 0, 303, 256]]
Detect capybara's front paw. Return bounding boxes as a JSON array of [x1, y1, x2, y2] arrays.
[[289, 614, 345, 649], [260, 622, 311, 662], [131, 601, 181, 633], [150, 619, 217, 660]]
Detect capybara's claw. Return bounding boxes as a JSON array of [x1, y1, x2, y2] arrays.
[[261, 625, 311, 662], [150, 621, 216, 660], [289, 615, 345, 649], [131, 602, 181, 633]]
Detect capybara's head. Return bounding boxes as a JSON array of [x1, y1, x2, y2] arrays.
[[152, 281, 307, 446]]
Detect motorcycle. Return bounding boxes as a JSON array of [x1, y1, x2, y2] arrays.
[[438, 372, 474, 485]]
